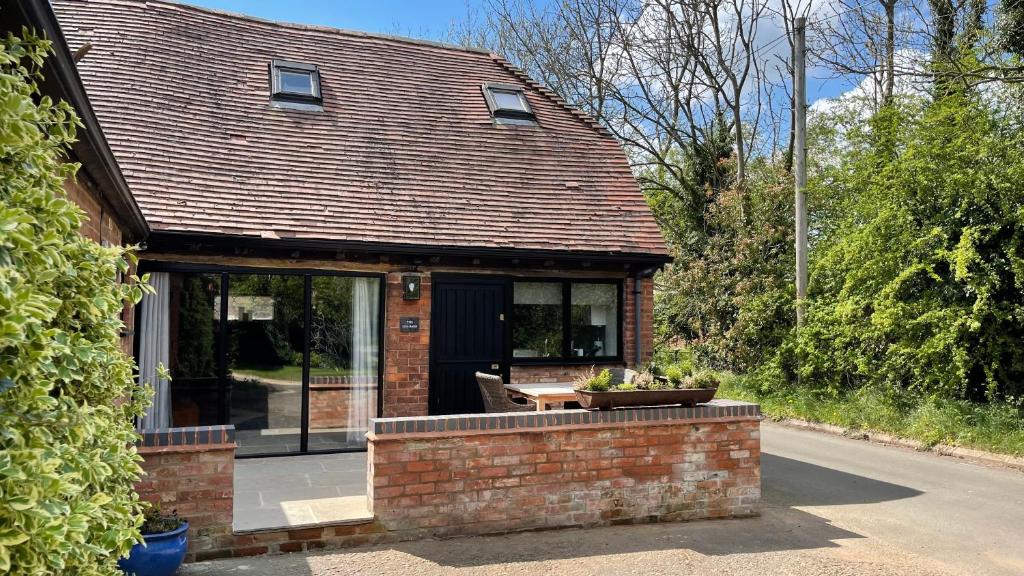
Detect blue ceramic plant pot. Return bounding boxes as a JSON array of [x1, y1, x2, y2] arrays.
[[118, 521, 189, 576]]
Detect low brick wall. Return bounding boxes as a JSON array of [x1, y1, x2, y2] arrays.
[[135, 402, 760, 561], [308, 377, 378, 429], [135, 426, 236, 562], [368, 400, 761, 537]]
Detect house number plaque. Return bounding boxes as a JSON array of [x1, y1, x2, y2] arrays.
[[400, 317, 420, 332]]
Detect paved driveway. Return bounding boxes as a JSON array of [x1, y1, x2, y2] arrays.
[[183, 423, 1024, 576]]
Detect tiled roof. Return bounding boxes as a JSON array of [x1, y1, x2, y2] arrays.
[[52, 0, 668, 258]]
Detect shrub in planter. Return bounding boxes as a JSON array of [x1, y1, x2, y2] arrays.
[[631, 370, 656, 390], [663, 365, 689, 388], [574, 366, 718, 409], [575, 367, 614, 392], [117, 508, 188, 576]]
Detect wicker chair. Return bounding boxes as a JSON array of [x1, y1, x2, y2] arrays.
[[476, 372, 536, 413]]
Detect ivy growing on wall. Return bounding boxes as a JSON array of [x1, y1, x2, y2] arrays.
[[0, 29, 151, 574]]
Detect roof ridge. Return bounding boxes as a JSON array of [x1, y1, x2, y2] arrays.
[[488, 53, 615, 141], [132, 0, 493, 56]]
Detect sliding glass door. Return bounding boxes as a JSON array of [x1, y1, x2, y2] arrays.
[[307, 276, 380, 451], [226, 274, 305, 455], [137, 267, 383, 457]]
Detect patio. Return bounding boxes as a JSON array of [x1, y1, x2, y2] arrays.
[[233, 452, 370, 532]]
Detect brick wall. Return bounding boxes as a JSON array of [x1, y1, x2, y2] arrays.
[[135, 403, 759, 561], [368, 401, 761, 537], [63, 174, 136, 354], [308, 378, 377, 429], [64, 176, 124, 246], [383, 272, 430, 417], [622, 275, 654, 368], [509, 364, 597, 384], [135, 426, 236, 562]]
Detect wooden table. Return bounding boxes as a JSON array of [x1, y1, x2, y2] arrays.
[[504, 382, 578, 411]]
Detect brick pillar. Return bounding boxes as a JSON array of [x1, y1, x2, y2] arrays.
[[623, 276, 654, 368], [135, 426, 236, 562], [383, 272, 430, 417]]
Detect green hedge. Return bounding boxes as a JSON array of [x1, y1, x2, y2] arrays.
[[0, 30, 150, 574]]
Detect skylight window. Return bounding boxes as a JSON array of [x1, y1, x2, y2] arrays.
[[491, 89, 529, 112], [270, 60, 322, 111], [482, 83, 536, 125]]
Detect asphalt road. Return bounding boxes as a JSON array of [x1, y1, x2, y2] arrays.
[[760, 423, 1024, 575], [183, 423, 1024, 576]]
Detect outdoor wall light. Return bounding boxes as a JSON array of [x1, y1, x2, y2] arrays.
[[402, 274, 421, 300]]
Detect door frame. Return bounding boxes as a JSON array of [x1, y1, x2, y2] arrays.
[[135, 261, 387, 458], [428, 274, 512, 415]]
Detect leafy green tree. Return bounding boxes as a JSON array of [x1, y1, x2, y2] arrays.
[[800, 95, 1024, 401], [1003, 0, 1024, 55], [0, 30, 149, 574], [653, 159, 795, 372]]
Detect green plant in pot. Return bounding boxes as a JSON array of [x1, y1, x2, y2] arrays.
[[573, 366, 718, 410], [575, 367, 614, 392], [118, 506, 189, 576], [663, 364, 689, 388]]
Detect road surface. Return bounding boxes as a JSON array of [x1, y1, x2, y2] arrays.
[[760, 422, 1024, 575]]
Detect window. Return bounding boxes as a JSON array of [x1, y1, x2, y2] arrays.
[[512, 280, 621, 361], [270, 60, 322, 110], [491, 89, 529, 113], [482, 82, 536, 125], [570, 283, 618, 358], [513, 282, 563, 358]]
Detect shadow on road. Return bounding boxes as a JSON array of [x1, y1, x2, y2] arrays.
[[381, 509, 859, 568], [763, 452, 924, 507]]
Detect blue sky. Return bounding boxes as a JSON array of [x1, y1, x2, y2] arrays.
[[187, 0, 850, 104], [187, 1, 482, 39]]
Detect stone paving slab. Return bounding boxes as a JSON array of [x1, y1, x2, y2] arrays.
[[233, 453, 368, 532]]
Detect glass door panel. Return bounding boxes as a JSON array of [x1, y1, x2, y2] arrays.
[[308, 276, 381, 450], [167, 272, 222, 427], [152, 268, 384, 456], [226, 274, 305, 456]]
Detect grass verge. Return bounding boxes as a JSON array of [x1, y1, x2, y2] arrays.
[[717, 373, 1024, 457]]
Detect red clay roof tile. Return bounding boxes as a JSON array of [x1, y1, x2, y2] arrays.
[[52, 0, 668, 258]]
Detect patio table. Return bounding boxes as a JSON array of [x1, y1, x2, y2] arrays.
[[503, 382, 578, 411]]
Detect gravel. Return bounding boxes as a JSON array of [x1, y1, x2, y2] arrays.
[[181, 507, 958, 576]]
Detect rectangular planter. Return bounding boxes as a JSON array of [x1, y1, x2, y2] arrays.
[[575, 388, 717, 410]]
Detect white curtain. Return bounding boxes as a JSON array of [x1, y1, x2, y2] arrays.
[[348, 278, 380, 444], [138, 272, 171, 430]]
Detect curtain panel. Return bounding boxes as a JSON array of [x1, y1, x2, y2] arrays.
[[137, 271, 171, 430]]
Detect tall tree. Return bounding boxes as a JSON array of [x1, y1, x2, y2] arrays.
[[461, 0, 770, 229], [1004, 0, 1024, 56]]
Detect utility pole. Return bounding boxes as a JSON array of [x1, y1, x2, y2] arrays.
[[794, 16, 808, 328]]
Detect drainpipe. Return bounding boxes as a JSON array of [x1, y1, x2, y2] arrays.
[[633, 270, 643, 368]]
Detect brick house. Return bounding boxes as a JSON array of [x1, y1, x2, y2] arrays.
[[11, 0, 763, 560], [51, 0, 671, 457]]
